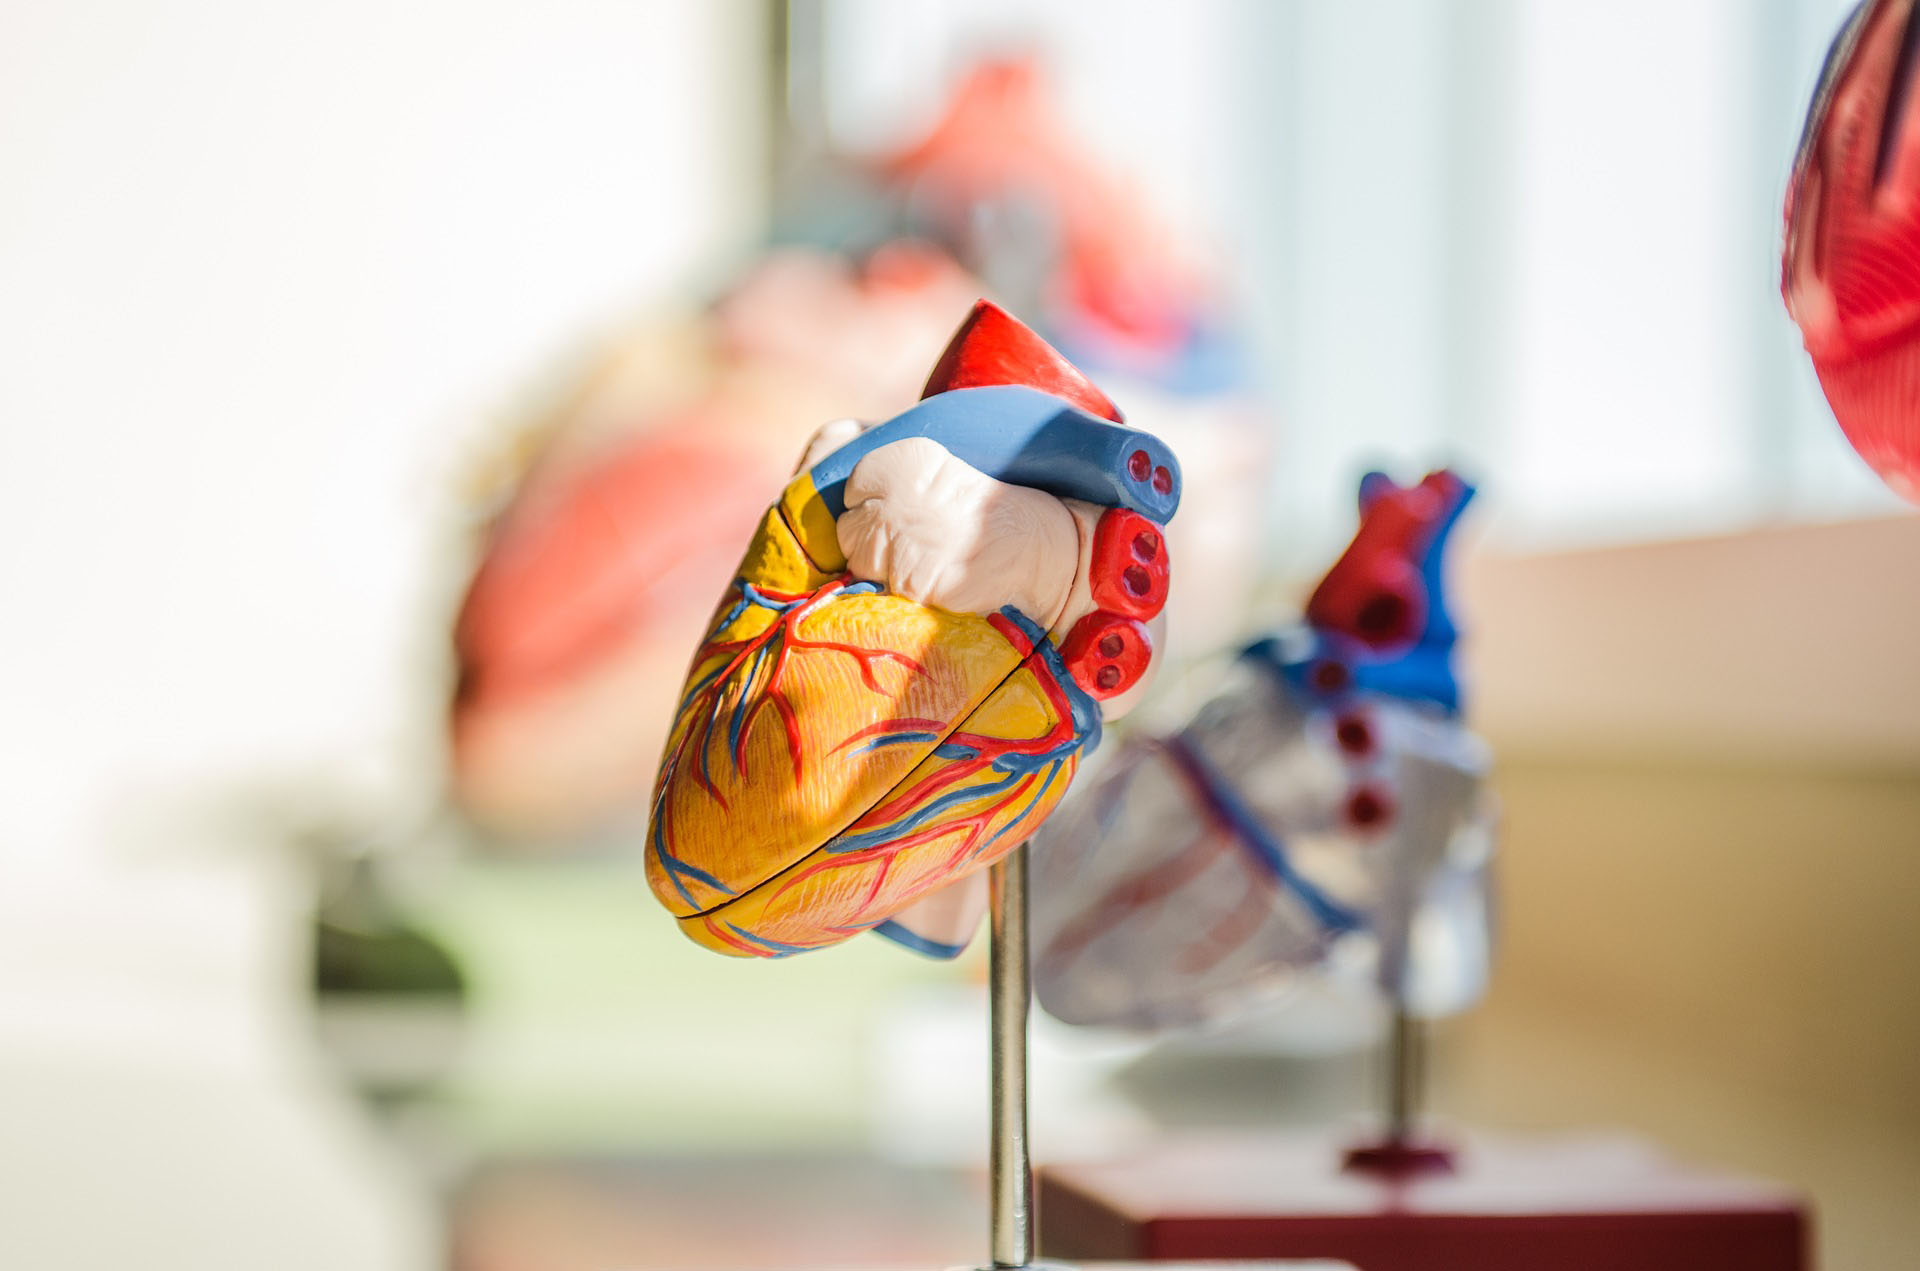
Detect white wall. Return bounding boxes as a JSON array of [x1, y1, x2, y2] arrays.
[[0, 0, 765, 874], [0, 2, 764, 1266]]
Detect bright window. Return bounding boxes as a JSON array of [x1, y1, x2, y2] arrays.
[[807, 0, 1911, 568]]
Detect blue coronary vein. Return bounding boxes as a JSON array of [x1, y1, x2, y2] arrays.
[[652, 812, 738, 909], [872, 919, 969, 960], [1164, 734, 1362, 934], [725, 924, 810, 958]]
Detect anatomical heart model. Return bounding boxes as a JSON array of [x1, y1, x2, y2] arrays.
[[644, 301, 1181, 960], [1031, 470, 1494, 1035], [1784, 0, 1920, 500]]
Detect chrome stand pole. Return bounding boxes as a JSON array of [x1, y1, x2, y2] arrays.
[[1385, 1004, 1422, 1145], [986, 846, 1034, 1269]]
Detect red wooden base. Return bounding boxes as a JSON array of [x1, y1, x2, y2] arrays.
[[1038, 1130, 1809, 1271]]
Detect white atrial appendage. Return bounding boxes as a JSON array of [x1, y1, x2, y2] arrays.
[[794, 418, 870, 474], [1050, 498, 1103, 641], [836, 437, 1080, 626]]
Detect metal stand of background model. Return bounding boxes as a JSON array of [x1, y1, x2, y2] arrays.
[[1339, 1002, 1452, 1175]]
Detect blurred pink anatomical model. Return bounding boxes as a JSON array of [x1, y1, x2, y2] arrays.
[[1784, 0, 1920, 500]]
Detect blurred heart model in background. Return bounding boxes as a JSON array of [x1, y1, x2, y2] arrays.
[[1784, 0, 1920, 501], [1030, 469, 1495, 1034]]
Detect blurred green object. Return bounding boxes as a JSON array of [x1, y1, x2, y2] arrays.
[[312, 851, 470, 1101], [314, 852, 468, 998], [316, 912, 466, 997], [410, 858, 970, 1156]]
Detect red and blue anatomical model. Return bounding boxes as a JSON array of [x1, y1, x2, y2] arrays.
[[1029, 471, 1494, 1030], [1784, 0, 1920, 500], [644, 302, 1181, 958]]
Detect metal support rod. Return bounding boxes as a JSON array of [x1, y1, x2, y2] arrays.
[[987, 846, 1034, 1269], [1385, 1003, 1423, 1145]]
